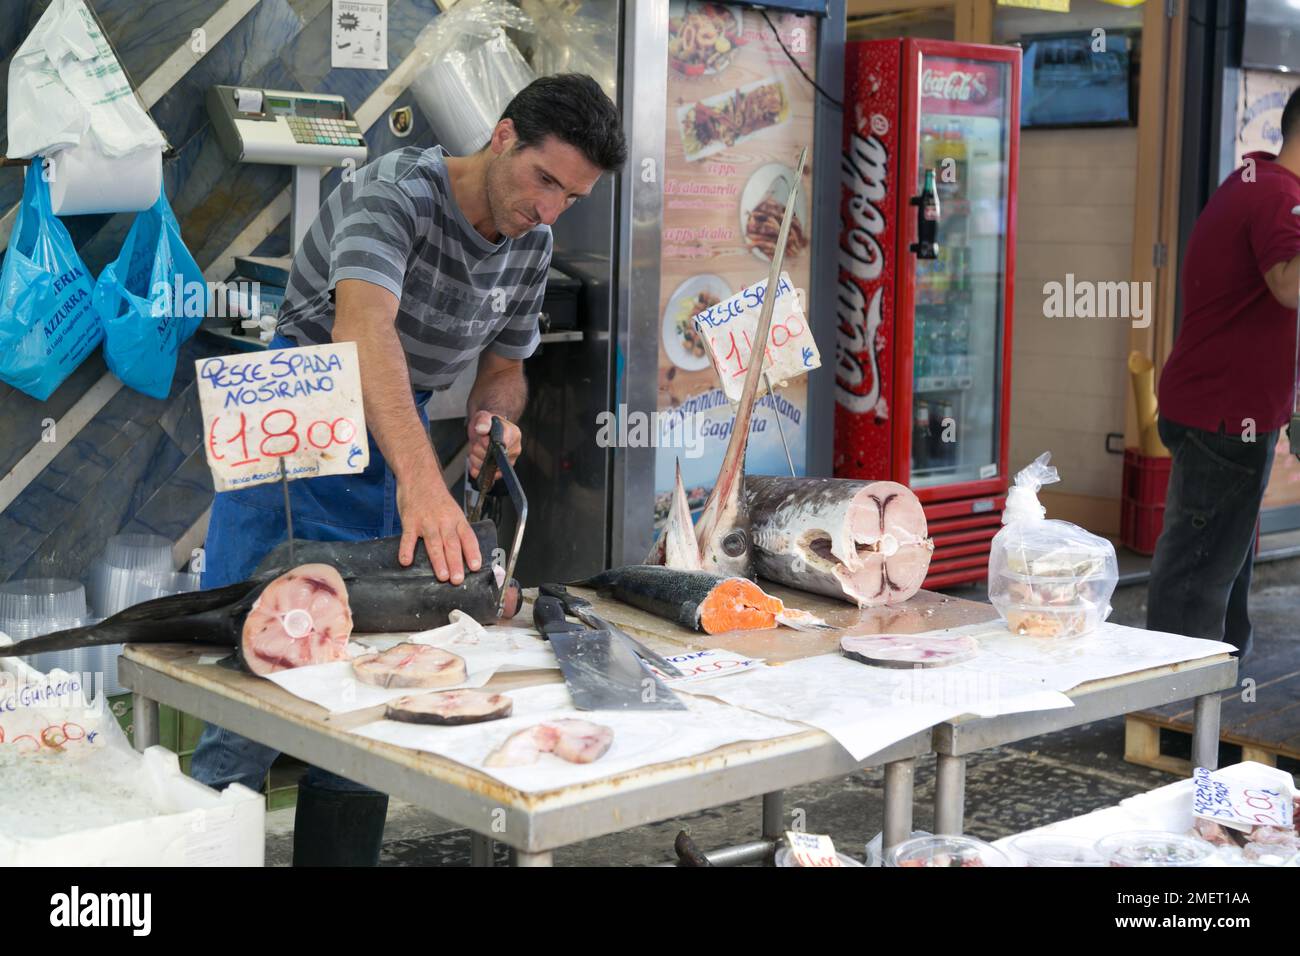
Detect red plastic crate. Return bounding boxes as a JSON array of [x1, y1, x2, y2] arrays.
[[1123, 448, 1172, 504], [1121, 497, 1165, 555]]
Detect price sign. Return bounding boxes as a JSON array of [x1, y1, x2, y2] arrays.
[[647, 649, 764, 684], [693, 271, 821, 403], [195, 343, 369, 492], [1192, 766, 1291, 831], [785, 831, 843, 867]]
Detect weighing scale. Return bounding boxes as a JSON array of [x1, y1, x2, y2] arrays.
[[205, 85, 369, 348]]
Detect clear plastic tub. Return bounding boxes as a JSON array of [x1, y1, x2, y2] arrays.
[[0, 578, 87, 640], [1001, 603, 1108, 639], [774, 847, 864, 867], [884, 835, 1009, 867], [1096, 831, 1214, 867], [995, 568, 1114, 608], [102, 533, 173, 572], [1011, 834, 1104, 867]]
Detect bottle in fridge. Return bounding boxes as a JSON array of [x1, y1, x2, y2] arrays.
[[834, 38, 1021, 589]]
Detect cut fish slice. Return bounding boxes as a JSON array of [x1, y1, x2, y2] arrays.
[[240, 564, 353, 676], [352, 643, 467, 689], [839, 632, 979, 668], [385, 689, 512, 725], [747, 476, 935, 607], [484, 718, 614, 767]]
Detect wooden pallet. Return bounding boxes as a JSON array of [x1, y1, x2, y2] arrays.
[[1124, 654, 1300, 776]]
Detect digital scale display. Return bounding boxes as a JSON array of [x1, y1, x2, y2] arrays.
[[264, 95, 346, 120]]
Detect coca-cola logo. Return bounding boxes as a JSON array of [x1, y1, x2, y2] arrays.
[[921, 68, 988, 102], [836, 132, 888, 416]]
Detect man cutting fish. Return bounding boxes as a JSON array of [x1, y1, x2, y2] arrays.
[[190, 74, 627, 866]]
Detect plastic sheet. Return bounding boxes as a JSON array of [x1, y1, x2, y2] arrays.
[[520, 0, 617, 97], [410, 0, 536, 155], [988, 452, 1118, 638]]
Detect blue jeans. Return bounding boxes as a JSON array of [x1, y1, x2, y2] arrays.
[[190, 335, 431, 794], [1146, 416, 1277, 657]]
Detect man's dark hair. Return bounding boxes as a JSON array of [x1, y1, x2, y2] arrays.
[[499, 74, 627, 172], [1283, 85, 1300, 143]]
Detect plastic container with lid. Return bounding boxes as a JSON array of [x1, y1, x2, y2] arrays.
[[1096, 831, 1214, 867], [884, 835, 1009, 867], [1010, 834, 1104, 867]]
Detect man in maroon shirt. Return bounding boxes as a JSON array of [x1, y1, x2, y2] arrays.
[[1148, 88, 1300, 657]]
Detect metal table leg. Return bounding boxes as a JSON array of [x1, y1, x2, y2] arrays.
[[934, 754, 965, 835], [883, 758, 915, 851], [132, 692, 160, 753], [1192, 692, 1222, 770], [511, 849, 554, 867], [470, 833, 494, 868], [762, 791, 784, 839]]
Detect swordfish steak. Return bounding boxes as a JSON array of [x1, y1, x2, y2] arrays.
[[385, 689, 513, 725], [241, 564, 353, 676], [352, 643, 468, 689], [484, 719, 614, 768]]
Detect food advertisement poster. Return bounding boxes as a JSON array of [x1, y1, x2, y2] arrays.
[[1234, 70, 1300, 512], [654, 1, 819, 527]]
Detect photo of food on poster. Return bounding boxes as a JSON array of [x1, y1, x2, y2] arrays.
[[654, 1, 819, 527]]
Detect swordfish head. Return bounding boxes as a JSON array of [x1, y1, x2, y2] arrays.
[[645, 458, 704, 571], [693, 426, 754, 578]]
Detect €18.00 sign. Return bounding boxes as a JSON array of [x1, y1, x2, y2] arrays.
[[195, 343, 369, 492], [693, 271, 821, 403]]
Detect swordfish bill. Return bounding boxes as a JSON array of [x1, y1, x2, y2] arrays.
[[694, 147, 808, 578]]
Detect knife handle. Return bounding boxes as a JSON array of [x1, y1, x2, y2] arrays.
[[532, 595, 570, 637]]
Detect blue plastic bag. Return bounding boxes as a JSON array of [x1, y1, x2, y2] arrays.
[[92, 187, 205, 399], [0, 161, 102, 400]]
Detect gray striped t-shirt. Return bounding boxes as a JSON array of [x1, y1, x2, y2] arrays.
[[277, 145, 550, 390]]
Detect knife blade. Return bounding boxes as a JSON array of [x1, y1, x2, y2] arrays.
[[539, 583, 685, 678]]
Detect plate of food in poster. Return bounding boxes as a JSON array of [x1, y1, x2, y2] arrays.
[[678, 76, 791, 162], [663, 274, 731, 371], [668, 1, 744, 77], [740, 162, 810, 262]]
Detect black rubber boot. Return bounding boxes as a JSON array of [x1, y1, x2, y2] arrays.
[[291, 777, 389, 867]]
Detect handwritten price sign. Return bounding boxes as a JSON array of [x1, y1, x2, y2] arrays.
[[693, 271, 821, 403], [195, 343, 369, 492], [1192, 766, 1291, 830], [785, 831, 844, 867], [647, 648, 764, 684]]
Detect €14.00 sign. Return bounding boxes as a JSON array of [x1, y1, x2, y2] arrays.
[[693, 271, 821, 403], [195, 343, 369, 492]]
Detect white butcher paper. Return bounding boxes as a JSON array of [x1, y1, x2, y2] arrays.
[[264, 614, 557, 714], [353, 682, 804, 793], [932, 619, 1236, 693], [680, 653, 1071, 762]]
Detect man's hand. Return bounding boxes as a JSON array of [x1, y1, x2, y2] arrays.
[[467, 410, 522, 479], [396, 468, 482, 584]]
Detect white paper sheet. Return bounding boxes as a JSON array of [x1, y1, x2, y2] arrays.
[[353, 683, 804, 793], [681, 654, 1072, 761], [265, 616, 557, 714]]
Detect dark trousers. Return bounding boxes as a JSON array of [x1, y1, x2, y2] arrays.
[[1146, 416, 1277, 657]]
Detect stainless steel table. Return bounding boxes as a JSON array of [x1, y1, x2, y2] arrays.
[[930, 653, 1239, 834], [119, 644, 930, 866]]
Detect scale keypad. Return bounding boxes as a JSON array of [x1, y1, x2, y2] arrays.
[[286, 116, 365, 146]]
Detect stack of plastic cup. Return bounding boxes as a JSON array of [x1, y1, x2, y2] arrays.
[[0, 578, 89, 677]]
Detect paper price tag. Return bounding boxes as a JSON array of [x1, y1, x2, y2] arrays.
[[649, 649, 764, 683], [785, 831, 843, 867], [1192, 766, 1291, 830], [195, 343, 369, 492], [693, 271, 820, 402]]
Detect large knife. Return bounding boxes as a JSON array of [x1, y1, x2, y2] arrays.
[[539, 583, 685, 678], [532, 596, 686, 711]]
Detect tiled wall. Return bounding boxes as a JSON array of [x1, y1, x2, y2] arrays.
[[0, 0, 446, 583]]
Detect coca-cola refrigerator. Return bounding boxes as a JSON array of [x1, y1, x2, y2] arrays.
[[834, 39, 1021, 589]]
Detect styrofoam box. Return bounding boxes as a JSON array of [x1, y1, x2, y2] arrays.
[[0, 747, 265, 867]]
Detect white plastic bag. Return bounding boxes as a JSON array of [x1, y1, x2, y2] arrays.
[[6, 0, 165, 160], [520, 0, 617, 98], [988, 452, 1118, 638], [409, 0, 537, 156]]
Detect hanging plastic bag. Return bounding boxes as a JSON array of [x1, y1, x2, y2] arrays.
[[0, 161, 102, 401], [987, 452, 1118, 638], [520, 0, 616, 98], [91, 188, 206, 399], [409, 0, 537, 155]]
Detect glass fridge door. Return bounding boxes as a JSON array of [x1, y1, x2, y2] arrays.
[[908, 53, 1013, 490]]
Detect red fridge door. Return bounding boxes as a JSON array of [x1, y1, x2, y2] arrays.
[[895, 40, 1020, 504]]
